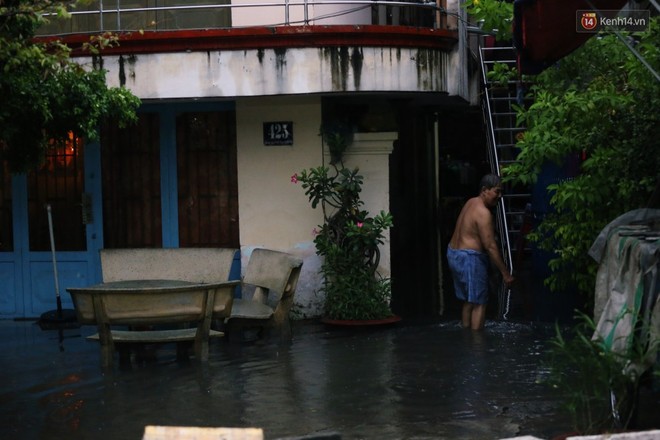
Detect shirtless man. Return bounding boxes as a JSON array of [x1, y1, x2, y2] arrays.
[[447, 174, 515, 330]]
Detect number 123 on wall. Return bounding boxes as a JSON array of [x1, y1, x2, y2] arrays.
[[263, 121, 293, 146]]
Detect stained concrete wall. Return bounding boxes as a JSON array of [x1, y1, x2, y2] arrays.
[[83, 46, 453, 99]]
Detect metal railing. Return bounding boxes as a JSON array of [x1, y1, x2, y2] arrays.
[[38, 0, 448, 35], [478, 46, 515, 320]]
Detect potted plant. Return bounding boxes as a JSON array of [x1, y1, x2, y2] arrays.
[[292, 135, 395, 322]]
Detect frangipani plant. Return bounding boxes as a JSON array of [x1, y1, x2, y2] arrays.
[[292, 166, 394, 320]]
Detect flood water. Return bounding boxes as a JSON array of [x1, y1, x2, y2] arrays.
[[0, 319, 658, 440]]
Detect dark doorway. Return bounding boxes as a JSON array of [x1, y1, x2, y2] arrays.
[[389, 102, 489, 320], [389, 102, 442, 319], [435, 106, 491, 319]]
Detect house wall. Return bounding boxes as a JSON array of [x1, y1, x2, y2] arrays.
[[235, 96, 395, 317], [236, 96, 325, 315]]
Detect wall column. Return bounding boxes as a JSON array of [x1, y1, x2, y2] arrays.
[[329, 131, 397, 278]]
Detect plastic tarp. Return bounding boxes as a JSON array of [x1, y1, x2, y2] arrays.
[[590, 209, 660, 377]]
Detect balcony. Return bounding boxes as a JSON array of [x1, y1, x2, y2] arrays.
[[35, 1, 465, 100], [37, 0, 453, 35]]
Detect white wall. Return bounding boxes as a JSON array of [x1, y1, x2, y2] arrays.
[[236, 97, 395, 317], [236, 96, 325, 315]]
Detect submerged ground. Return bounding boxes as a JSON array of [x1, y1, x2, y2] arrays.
[[0, 318, 658, 440]]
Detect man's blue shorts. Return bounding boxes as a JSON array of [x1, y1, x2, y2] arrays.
[[446, 245, 490, 305]]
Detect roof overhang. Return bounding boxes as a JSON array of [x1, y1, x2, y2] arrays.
[[513, 0, 628, 74]]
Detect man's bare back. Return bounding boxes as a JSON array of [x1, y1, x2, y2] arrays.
[[449, 196, 491, 252]]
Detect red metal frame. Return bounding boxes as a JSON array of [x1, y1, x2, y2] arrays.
[[37, 25, 458, 56]]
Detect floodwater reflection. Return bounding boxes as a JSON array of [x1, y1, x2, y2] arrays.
[[0, 319, 657, 440]]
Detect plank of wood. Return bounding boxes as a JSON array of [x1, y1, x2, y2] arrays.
[[142, 425, 264, 440], [87, 328, 224, 343]]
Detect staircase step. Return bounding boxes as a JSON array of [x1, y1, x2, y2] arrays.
[[489, 96, 519, 101], [483, 59, 517, 64], [504, 193, 532, 198]]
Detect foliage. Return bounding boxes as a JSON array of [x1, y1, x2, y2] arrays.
[[0, 0, 140, 173], [544, 312, 657, 434], [487, 61, 517, 87], [463, 0, 513, 41], [319, 120, 354, 166], [504, 17, 660, 302], [293, 165, 394, 320]]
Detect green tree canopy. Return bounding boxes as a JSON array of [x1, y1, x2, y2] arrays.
[[0, 0, 140, 173], [505, 17, 660, 304]]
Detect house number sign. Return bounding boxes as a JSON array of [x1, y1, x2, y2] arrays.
[[263, 121, 293, 145]]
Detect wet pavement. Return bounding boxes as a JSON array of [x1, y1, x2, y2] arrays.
[[0, 318, 658, 440]]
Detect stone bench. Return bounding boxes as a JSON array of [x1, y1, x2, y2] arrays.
[[67, 248, 240, 367], [99, 247, 238, 284], [226, 248, 303, 340], [68, 279, 239, 367]]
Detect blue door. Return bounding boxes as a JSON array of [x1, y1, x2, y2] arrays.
[[0, 136, 103, 319]]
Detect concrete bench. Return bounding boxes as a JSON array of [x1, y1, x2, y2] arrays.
[[68, 279, 239, 367], [226, 248, 303, 340], [99, 247, 238, 284], [67, 248, 240, 367]]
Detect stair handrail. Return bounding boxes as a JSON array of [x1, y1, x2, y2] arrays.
[[479, 45, 515, 320]]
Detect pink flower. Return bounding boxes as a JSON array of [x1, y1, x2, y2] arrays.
[[291, 173, 298, 184], [312, 228, 319, 236], [356, 222, 363, 228]]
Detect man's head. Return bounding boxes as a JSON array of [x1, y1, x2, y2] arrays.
[[479, 173, 502, 208], [480, 173, 501, 190]]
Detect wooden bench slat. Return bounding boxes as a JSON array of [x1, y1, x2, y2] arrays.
[[87, 328, 224, 343]]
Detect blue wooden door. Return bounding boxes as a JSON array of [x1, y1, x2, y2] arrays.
[[0, 137, 103, 319]]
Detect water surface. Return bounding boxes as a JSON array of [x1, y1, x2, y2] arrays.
[[0, 319, 657, 439]]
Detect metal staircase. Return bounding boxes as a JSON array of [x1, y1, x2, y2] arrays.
[[479, 46, 533, 319]]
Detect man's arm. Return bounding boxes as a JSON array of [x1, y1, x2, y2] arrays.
[[477, 208, 515, 285]]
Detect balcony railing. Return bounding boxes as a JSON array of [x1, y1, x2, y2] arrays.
[[37, 0, 450, 36]]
